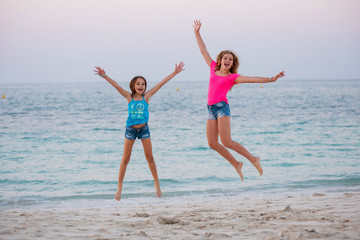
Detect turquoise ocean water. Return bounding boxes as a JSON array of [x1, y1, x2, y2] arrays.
[[1, 80, 359, 209]]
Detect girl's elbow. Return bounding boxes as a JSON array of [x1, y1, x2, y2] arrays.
[[200, 49, 208, 55]]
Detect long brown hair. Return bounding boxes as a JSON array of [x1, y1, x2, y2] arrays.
[[129, 76, 147, 97], [215, 50, 239, 74]]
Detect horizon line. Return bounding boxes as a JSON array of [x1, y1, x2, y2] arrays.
[[1, 78, 360, 85]]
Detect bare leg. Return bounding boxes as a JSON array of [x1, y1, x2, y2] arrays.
[[218, 116, 263, 176], [115, 138, 135, 201], [207, 119, 243, 181], [141, 138, 161, 197]]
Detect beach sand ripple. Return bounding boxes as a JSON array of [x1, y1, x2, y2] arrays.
[[1, 193, 359, 239]]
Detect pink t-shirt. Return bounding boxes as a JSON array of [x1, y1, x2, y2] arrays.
[[207, 61, 240, 105]]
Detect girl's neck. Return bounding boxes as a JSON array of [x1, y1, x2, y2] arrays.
[[219, 67, 230, 76], [133, 93, 143, 100]]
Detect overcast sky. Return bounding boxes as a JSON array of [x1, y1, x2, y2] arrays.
[[1, 0, 359, 84]]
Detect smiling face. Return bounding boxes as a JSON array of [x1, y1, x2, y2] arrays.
[[215, 50, 239, 74], [220, 53, 234, 71], [134, 78, 146, 95], [129, 76, 147, 96]]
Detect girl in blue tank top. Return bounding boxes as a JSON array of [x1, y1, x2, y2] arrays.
[[94, 62, 185, 201], [126, 95, 149, 127]]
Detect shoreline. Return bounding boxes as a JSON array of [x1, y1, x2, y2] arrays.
[[1, 192, 359, 239]]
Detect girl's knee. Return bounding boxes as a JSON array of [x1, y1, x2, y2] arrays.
[[121, 156, 131, 165], [208, 141, 219, 150], [221, 139, 233, 149], [145, 155, 155, 164]]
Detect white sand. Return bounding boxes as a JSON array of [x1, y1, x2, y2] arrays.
[[1, 193, 359, 240]]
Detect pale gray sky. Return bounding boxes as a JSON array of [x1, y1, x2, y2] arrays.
[[1, 0, 359, 84]]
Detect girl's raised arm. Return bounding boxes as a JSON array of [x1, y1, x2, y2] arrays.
[[94, 67, 132, 102], [193, 20, 212, 67], [145, 62, 185, 102], [235, 71, 285, 84]]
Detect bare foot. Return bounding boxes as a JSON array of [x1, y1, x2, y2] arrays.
[[235, 161, 244, 181], [115, 188, 122, 201], [154, 182, 162, 197], [252, 156, 263, 176]]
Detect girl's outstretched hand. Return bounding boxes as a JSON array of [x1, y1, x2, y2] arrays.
[[94, 66, 106, 76], [174, 61, 185, 74], [193, 20, 202, 32], [272, 71, 285, 82]]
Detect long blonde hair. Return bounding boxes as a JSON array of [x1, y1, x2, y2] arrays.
[[215, 50, 239, 74]]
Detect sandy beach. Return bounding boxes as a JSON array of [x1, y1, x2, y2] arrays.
[[1, 192, 359, 240]]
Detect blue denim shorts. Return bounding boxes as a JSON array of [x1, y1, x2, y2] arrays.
[[125, 123, 151, 140], [207, 101, 231, 120]]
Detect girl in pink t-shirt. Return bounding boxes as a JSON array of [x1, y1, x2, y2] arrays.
[[193, 20, 285, 181]]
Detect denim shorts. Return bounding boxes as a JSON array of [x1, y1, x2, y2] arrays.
[[207, 101, 231, 120], [125, 123, 151, 140]]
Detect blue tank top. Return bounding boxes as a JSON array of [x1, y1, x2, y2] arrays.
[[126, 96, 149, 127]]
